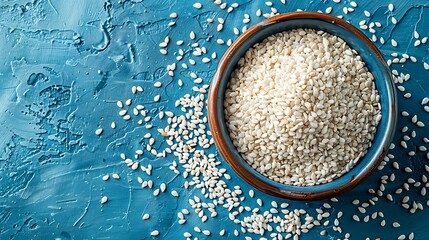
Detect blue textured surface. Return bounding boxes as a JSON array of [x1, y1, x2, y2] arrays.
[[1, 0, 429, 239]]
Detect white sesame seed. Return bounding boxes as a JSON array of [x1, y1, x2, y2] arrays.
[[414, 40, 421, 47], [171, 190, 179, 197], [412, 31, 420, 40], [190, 31, 196, 40], [416, 121, 425, 127], [142, 213, 150, 220], [364, 10, 371, 17], [150, 230, 159, 236], [421, 187, 427, 196], [160, 183, 166, 192], [183, 232, 191, 238], [95, 128, 103, 136], [178, 219, 186, 224], [101, 196, 108, 204], [193, 3, 202, 9]]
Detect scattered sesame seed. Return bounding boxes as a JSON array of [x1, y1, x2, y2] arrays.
[[95, 128, 103, 136], [364, 10, 371, 17], [414, 40, 421, 47], [101, 196, 108, 204], [190, 31, 196, 40], [150, 230, 159, 236], [171, 190, 179, 197], [193, 3, 202, 9]]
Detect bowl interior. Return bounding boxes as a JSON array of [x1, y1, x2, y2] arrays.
[[214, 17, 395, 195]]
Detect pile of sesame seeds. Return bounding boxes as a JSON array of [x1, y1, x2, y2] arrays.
[[93, 1, 429, 239], [224, 28, 382, 186]]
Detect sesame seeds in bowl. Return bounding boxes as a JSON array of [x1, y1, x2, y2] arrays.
[[208, 12, 396, 200]]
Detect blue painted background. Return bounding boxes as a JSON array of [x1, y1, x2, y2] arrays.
[[1, 0, 428, 239]]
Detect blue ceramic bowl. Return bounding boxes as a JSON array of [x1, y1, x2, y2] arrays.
[[208, 12, 397, 200]]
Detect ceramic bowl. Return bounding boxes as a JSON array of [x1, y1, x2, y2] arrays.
[[207, 12, 397, 200]]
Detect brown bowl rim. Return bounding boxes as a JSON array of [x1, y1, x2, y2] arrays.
[[208, 12, 396, 200]]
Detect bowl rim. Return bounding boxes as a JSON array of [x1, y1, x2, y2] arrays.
[[207, 12, 396, 200]]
